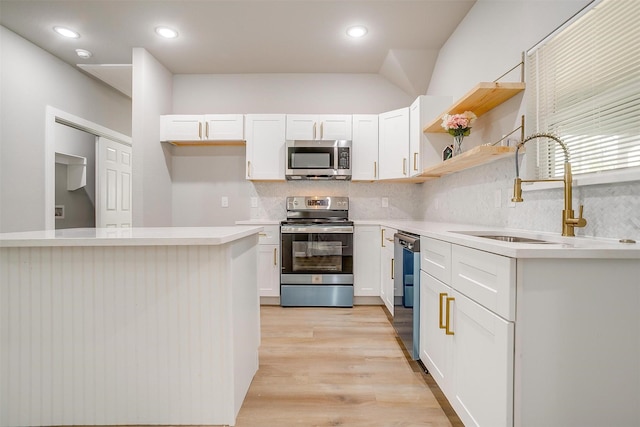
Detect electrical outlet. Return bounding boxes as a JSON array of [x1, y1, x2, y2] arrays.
[[381, 197, 389, 208], [250, 197, 258, 208], [221, 196, 229, 208]]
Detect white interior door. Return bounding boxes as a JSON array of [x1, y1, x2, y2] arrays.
[[96, 137, 132, 228]]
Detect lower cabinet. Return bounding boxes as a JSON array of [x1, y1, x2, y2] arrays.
[[380, 226, 396, 314], [420, 236, 514, 427], [257, 225, 280, 297], [354, 225, 381, 297]]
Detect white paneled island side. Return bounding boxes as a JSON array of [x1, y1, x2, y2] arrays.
[[0, 226, 262, 427]]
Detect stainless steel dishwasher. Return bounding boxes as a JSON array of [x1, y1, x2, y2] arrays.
[[393, 231, 421, 360]]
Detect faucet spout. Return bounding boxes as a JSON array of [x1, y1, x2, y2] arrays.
[[511, 133, 587, 236]]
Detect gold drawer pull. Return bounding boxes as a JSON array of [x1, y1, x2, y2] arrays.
[[438, 292, 447, 329], [273, 248, 277, 265], [445, 296, 455, 335]]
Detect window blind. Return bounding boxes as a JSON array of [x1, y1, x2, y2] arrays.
[[527, 0, 640, 179]]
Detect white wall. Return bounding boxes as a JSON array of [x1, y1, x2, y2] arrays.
[[131, 48, 174, 226], [173, 73, 412, 114], [419, 0, 640, 241], [0, 26, 131, 232]]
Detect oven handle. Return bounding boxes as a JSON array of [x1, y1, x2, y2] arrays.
[[281, 225, 354, 234]]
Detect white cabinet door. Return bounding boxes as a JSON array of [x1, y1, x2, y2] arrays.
[[380, 226, 396, 314], [409, 95, 452, 175], [451, 289, 514, 427], [420, 271, 454, 396], [352, 115, 379, 181], [320, 115, 352, 140], [354, 225, 381, 296], [160, 115, 203, 141], [245, 114, 286, 180], [378, 107, 409, 180], [203, 114, 244, 140], [285, 115, 352, 140], [257, 244, 280, 297]]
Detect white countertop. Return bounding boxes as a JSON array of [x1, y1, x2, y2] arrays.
[[0, 226, 264, 247], [359, 220, 640, 259]]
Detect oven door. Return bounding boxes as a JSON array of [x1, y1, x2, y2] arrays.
[[280, 224, 353, 284]]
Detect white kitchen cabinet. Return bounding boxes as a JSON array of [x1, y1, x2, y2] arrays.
[[257, 225, 280, 298], [160, 114, 244, 142], [245, 114, 286, 180], [378, 107, 409, 180], [354, 225, 381, 297], [380, 226, 396, 315], [409, 95, 452, 176], [285, 114, 352, 140], [419, 236, 515, 427], [351, 115, 379, 181]]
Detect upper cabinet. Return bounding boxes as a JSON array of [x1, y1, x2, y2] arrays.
[[351, 115, 379, 181], [378, 107, 409, 180], [160, 114, 244, 145], [285, 115, 352, 140], [245, 114, 286, 181], [409, 95, 453, 177]]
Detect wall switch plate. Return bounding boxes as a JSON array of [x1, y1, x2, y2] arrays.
[[221, 196, 229, 208], [381, 197, 389, 208], [250, 197, 258, 208]]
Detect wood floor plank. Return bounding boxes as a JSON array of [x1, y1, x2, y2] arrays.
[[234, 305, 462, 427]]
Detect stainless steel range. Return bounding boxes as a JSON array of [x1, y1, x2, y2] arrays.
[[280, 196, 354, 307]]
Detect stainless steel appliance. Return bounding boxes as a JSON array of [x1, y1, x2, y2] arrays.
[[280, 196, 353, 307], [285, 140, 351, 180], [393, 231, 421, 359]]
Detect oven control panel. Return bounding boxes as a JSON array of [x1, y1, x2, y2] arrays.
[[286, 196, 349, 211]]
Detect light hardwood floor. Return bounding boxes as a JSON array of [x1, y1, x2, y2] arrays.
[[235, 305, 463, 427]]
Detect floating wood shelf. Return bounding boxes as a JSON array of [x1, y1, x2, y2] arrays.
[[410, 145, 517, 182], [423, 82, 525, 133]]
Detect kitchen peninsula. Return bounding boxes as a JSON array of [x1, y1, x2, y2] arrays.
[[0, 226, 262, 427]]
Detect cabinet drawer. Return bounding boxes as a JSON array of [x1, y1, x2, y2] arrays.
[[421, 237, 451, 284], [451, 245, 515, 321], [258, 225, 280, 245]]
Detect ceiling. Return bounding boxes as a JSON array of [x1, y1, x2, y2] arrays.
[[0, 0, 476, 98]]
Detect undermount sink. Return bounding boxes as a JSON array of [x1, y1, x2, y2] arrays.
[[451, 230, 558, 244], [472, 235, 552, 244]]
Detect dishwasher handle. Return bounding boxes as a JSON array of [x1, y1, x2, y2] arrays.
[[394, 232, 420, 252]]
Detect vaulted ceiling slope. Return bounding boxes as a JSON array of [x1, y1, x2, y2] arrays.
[[0, 0, 475, 97]]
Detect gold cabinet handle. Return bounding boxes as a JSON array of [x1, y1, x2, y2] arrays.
[[445, 296, 455, 335], [258, 232, 267, 237], [438, 292, 447, 329], [381, 228, 385, 247], [247, 161, 251, 177], [374, 161, 377, 178], [198, 122, 202, 139], [313, 122, 317, 140], [205, 121, 210, 139], [403, 158, 407, 175], [413, 152, 418, 171], [320, 122, 324, 139], [273, 247, 277, 266], [391, 258, 395, 279]]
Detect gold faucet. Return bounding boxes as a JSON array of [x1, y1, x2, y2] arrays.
[[511, 133, 587, 237]]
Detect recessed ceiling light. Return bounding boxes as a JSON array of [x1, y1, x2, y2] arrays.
[[155, 26, 179, 39], [346, 26, 368, 38], [75, 49, 92, 59], [53, 26, 80, 39]]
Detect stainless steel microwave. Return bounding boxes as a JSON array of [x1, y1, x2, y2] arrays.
[[285, 140, 352, 180]]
